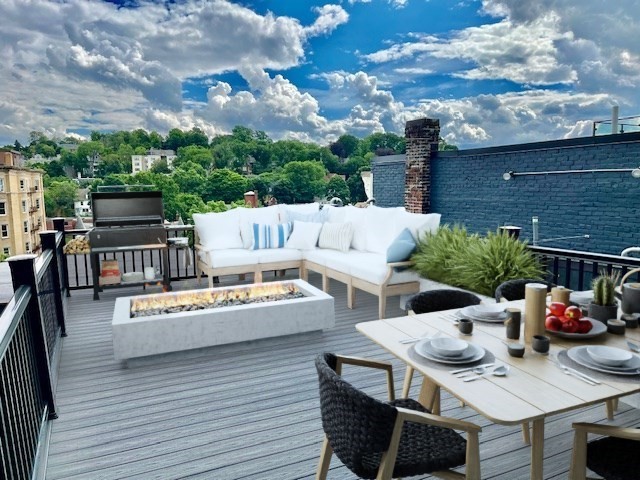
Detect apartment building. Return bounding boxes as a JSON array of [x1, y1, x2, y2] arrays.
[[0, 150, 46, 257], [131, 149, 176, 173]]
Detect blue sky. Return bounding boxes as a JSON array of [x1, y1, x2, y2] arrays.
[[1, 0, 639, 148]]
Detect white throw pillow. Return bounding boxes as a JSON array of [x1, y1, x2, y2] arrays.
[[343, 205, 368, 251], [318, 222, 353, 252], [193, 210, 243, 250], [238, 206, 281, 248], [364, 205, 406, 254], [396, 211, 441, 242], [286, 220, 323, 250]]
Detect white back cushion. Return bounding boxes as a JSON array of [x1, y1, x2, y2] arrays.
[[238, 206, 281, 248], [364, 205, 406, 254], [343, 205, 368, 251], [193, 210, 243, 250], [396, 211, 441, 242], [325, 205, 348, 223], [278, 202, 319, 222]]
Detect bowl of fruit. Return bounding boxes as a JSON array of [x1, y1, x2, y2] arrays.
[[544, 302, 606, 338]]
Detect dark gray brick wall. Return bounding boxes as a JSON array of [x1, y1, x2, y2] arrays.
[[371, 155, 406, 208], [372, 134, 640, 255]]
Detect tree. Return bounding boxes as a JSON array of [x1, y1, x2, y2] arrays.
[[174, 145, 213, 170], [283, 161, 327, 203], [184, 127, 209, 147], [324, 175, 350, 204], [439, 138, 459, 151], [172, 161, 206, 195], [329, 134, 360, 159], [43, 160, 66, 178], [203, 169, 248, 203], [164, 128, 186, 152], [346, 167, 368, 203], [44, 179, 78, 217], [149, 158, 171, 174]]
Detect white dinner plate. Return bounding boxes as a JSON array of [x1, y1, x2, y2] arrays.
[[457, 306, 508, 323], [545, 319, 607, 339], [415, 339, 485, 364], [567, 346, 640, 375]]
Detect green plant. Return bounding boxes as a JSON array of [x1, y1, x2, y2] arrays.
[[456, 230, 544, 296], [411, 226, 544, 297], [411, 224, 480, 287], [591, 271, 619, 306]]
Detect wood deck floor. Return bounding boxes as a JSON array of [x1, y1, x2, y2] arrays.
[[46, 274, 639, 479]]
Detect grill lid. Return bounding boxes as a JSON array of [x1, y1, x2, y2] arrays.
[[92, 191, 164, 227]]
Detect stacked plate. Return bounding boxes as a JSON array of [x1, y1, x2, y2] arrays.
[[546, 319, 607, 339], [415, 338, 485, 364], [567, 346, 640, 375], [455, 305, 508, 323]]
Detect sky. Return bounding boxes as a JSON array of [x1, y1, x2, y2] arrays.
[[1, 0, 639, 149]]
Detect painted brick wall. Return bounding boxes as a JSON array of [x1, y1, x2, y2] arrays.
[[373, 155, 406, 208], [372, 132, 640, 255]]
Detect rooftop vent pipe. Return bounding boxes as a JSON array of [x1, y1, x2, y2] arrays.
[[612, 106, 619, 134]]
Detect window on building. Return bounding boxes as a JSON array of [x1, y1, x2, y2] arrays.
[[23, 221, 28, 233], [36, 199, 40, 209], [1, 225, 8, 238], [22, 200, 27, 212], [0, 178, 4, 192], [34, 180, 39, 191], [3, 247, 9, 256], [19, 179, 25, 190], [0, 202, 5, 215], [25, 242, 30, 253]]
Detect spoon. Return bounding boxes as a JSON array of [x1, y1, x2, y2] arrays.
[[456, 365, 490, 377], [463, 365, 510, 382], [627, 341, 640, 353]]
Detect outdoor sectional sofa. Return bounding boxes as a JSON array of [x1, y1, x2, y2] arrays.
[[193, 203, 440, 318]]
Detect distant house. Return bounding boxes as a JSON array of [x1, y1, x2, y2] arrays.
[[0, 149, 26, 168], [131, 149, 176, 173], [74, 189, 92, 217]]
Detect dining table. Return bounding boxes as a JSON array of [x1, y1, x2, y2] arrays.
[[356, 300, 640, 480]]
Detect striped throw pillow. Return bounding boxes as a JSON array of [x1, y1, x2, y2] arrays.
[[318, 222, 353, 252], [251, 222, 293, 250]]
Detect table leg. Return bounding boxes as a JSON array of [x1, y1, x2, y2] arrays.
[[417, 377, 440, 415], [530, 418, 545, 480]]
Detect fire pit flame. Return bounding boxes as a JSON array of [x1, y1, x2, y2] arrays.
[[130, 282, 304, 317]]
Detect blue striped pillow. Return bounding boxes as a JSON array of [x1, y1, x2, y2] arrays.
[[251, 222, 293, 250]]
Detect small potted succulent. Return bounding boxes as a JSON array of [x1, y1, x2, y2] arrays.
[[588, 272, 619, 322]]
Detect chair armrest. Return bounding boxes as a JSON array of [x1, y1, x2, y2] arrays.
[[395, 406, 482, 433], [387, 260, 414, 269], [334, 354, 395, 401], [572, 422, 640, 441]]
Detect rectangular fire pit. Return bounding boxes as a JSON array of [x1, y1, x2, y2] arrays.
[[112, 279, 334, 361]]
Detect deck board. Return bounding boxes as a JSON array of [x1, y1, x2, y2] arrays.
[[46, 273, 638, 479]]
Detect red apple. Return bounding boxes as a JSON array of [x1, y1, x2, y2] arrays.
[[545, 315, 563, 331], [561, 318, 579, 333], [548, 302, 567, 317], [576, 319, 593, 334], [564, 306, 582, 321]]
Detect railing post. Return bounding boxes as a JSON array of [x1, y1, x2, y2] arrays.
[[40, 230, 67, 337], [52, 217, 71, 297], [8, 254, 58, 419]]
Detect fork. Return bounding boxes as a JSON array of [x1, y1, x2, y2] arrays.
[[627, 340, 640, 353]]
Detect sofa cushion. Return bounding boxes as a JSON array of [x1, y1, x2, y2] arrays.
[[325, 205, 348, 223], [193, 210, 243, 250], [198, 249, 262, 268], [257, 248, 303, 264], [250, 222, 293, 250], [396, 211, 441, 242], [286, 220, 323, 250], [279, 203, 320, 222], [343, 205, 368, 251], [304, 249, 355, 275], [238, 206, 281, 248], [284, 208, 329, 224], [364, 205, 406, 254], [318, 222, 353, 253], [348, 252, 421, 285], [387, 228, 417, 263]]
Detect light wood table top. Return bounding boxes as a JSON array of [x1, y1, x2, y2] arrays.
[[356, 300, 640, 479]]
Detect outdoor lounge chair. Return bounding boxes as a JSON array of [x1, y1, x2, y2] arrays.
[[403, 289, 481, 397], [314, 353, 481, 479], [570, 422, 640, 480]]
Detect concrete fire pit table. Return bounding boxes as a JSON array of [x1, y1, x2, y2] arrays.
[[112, 279, 334, 361]]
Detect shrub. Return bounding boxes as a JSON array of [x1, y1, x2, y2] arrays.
[[412, 226, 544, 296]]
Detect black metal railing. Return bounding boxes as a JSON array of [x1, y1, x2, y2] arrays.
[[56, 224, 197, 290], [529, 245, 640, 290], [1, 230, 65, 479]]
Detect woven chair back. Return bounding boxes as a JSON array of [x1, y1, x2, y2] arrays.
[[408, 289, 481, 314], [315, 353, 397, 477]]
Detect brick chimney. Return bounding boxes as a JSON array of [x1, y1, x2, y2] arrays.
[[404, 118, 440, 213]]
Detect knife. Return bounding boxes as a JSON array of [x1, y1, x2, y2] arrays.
[[563, 365, 601, 385], [450, 363, 494, 375]]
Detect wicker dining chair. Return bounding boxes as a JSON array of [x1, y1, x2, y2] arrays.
[[404, 289, 482, 398], [315, 353, 481, 480], [570, 422, 640, 480], [494, 278, 552, 303]]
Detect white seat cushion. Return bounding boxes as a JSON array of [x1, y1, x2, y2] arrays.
[[257, 248, 303, 264], [302, 248, 330, 266], [304, 249, 355, 275], [199, 249, 262, 268], [347, 252, 420, 285]]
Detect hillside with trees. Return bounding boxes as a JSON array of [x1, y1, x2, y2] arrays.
[[9, 127, 409, 222]]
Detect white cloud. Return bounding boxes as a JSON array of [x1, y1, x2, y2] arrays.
[[394, 67, 433, 75], [304, 5, 349, 37]]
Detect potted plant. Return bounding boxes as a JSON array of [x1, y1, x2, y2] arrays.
[[588, 272, 619, 322]]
